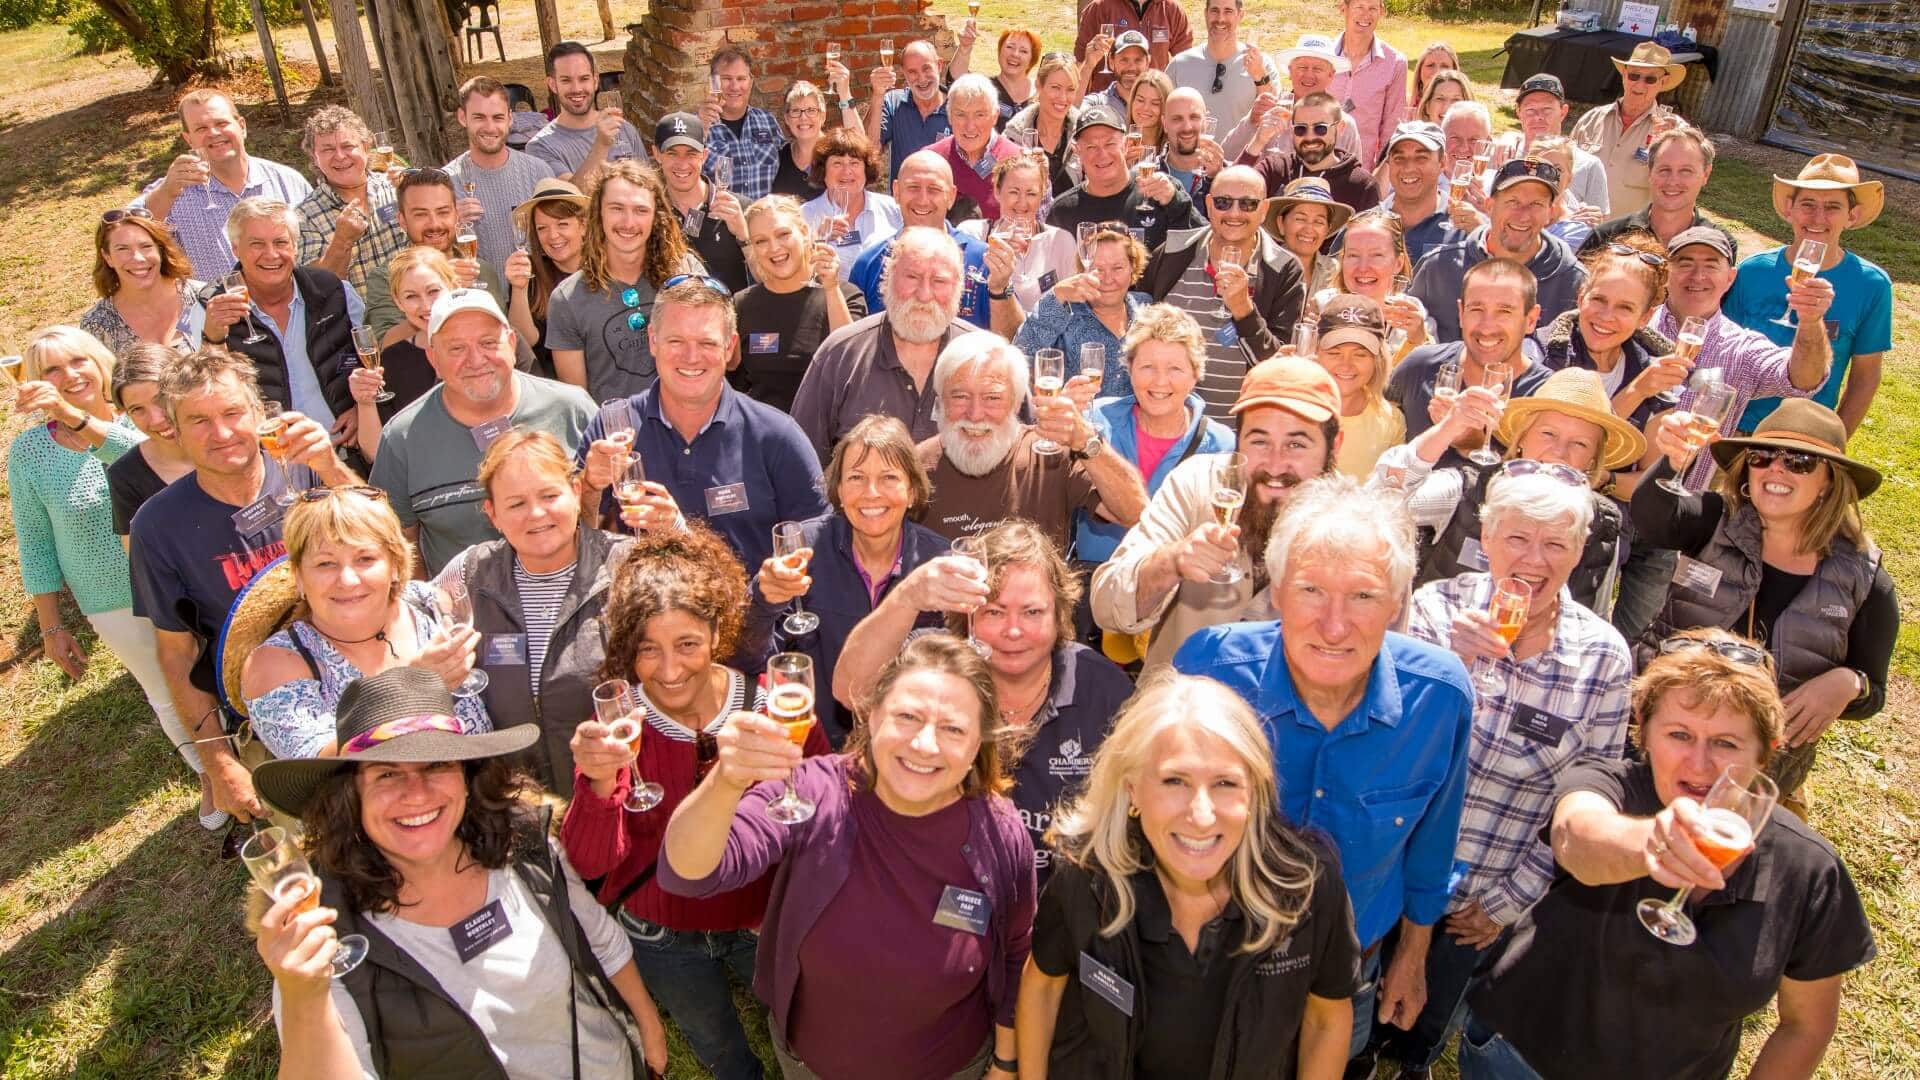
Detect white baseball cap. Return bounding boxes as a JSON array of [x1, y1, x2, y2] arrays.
[[427, 287, 511, 339]]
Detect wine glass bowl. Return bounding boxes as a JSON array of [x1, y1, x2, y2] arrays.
[[1636, 763, 1778, 945]]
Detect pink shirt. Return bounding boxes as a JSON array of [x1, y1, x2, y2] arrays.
[[1133, 410, 1181, 482], [1330, 33, 1408, 167]]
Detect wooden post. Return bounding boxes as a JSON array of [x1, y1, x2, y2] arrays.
[[533, 0, 561, 58], [247, 0, 292, 111], [366, 0, 462, 165], [595, 0, 615, 41], [325, 0, 391, 129], [295, 0, 336, 86]]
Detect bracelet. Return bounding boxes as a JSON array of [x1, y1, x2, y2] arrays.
[[990, 1054, 1017, 1073], [988, 286, 1011, 300], [41, 625, 69, 638], [839, 98, 855, 110], [62, 417, 89, 434]]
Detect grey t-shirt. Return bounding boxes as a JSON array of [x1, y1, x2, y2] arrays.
[[526, 118, 651, 177], [545, 256, 702, 402], [1167, 45, 1275, 141], [445, 149, 557, 268], [370, 371, 594, 573]]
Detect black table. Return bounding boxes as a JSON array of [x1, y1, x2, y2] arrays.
[[1501, 28, 1718, 105]]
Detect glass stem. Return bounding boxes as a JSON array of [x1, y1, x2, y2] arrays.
[[1659, 884, 1694, 915]]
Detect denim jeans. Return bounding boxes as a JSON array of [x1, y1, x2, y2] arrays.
[[1347, 948, 1383, 1059], [1382, 926, 1502, 1069], [1455, 1012, 1545, 1080], [620, 914, 766, 1080]]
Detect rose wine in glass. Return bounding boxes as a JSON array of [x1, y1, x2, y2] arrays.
[[1032, 348, 1067, 455], [1466, 362, 1510, 466], [1470, 576, 1530, 695], [1656, 380, 1739, 496], [241, 826, 369, 977], [352, 326, 394, 403], [1208, 452, 1248, 585], [596, 679, 664, 811], [1638, 763, 1778, 945], [772, 521, 821, 636], [1773, 239, 1826, 328], [950, 535, 992, 658], [764, 653, 819, 825]]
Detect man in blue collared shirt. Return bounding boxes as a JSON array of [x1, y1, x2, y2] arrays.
[[866, 39, 952, 177], [577, 278, 827, 573], [1172, 472, 1472, 1064], [849, 155, 991, 326]]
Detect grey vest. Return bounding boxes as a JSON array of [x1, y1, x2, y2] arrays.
[[1416, 463, 1623, 611]]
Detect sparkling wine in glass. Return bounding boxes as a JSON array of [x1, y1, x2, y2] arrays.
[[967, 0, 980, 16], [226, 271, 268, 344], [256, 401, 300, 508], [1773, 239, 1826, 328], [242, 826, 369, 977], [1470, 576, 1530, 695], [1207, 452, 1248, 585], [1466, 362, 1510, 466], [0, 353, 39, 424], [950, 535, 992, 658], [454, 229, 479, 262], [441, 577, 490, 697], [1655, 315, 1709, 407], [1448, 160, 1475, 210], [1656, 379, 1739, 496], [1099, 23, 1116, 73], [880, 38, 896, 71], [1078, 343, 1106, 397], [763, 653, 819, 825], [352, 326, 394, 403], [825, 42, 841, 70], [370, 131, 394, 173], [772, 521, 821, 636], [1032, 348, 1067, 455], [1471, 138, 1492, 178], [596, 679, 664, 812], [1637, 763, 1778, 946], [1076, 221, 1098, 268]]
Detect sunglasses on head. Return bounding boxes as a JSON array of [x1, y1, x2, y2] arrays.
[[1743, 448, 1821, 474], [1608, 242, 1667, 267], [662, 273, 733, 297], [1209, 194, 1263, 212], [1499, 458, 1587, 488], [298, 485, 389, 503], [1293, 122, 1332, 137], [1658, 635, 1769, 666], [100, 206, 155, 225]]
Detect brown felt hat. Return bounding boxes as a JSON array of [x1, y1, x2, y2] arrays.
[[1711, 398, 1881, 497]]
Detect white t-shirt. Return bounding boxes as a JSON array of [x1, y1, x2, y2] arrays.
[[272, 845, 637, 1079]]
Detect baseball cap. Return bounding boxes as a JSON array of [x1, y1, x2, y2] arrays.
[[1491, 157, 1562, 196], [1113, 30, 1150, 55], [1073, 106, 1127, 139], [1386, 121, 1444, 154], [1316, 294, 1388, 356], [1667, 224, 1736, 262], [1517, 73, 1566, 104], [655, 112, 707, 153], [428, 287, 511, 339], [1231, 355, 1341, 422]]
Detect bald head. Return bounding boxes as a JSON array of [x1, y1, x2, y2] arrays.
[[1208, 165, 1266, 246], [895, 150, 957, 227], [1164, 87, 1211, 156]]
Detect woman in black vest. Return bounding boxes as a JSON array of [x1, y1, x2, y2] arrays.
[[1633, 399, 1894, 808], [250, 666, 670, 1079], [1017, 670, 1360, 1077], [1528, 229, 1678, 434]]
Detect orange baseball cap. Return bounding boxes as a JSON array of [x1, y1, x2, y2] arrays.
[[1230, 354, 1341, 423]]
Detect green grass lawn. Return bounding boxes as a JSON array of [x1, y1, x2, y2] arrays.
[[1, 0, 1916, 1076]]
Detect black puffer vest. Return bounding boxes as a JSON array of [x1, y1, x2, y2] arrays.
[[202, 265, 358, 423], [1416, 463, 1623, 611]]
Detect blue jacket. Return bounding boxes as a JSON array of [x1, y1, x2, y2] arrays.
[[1076, 392, 1234, 562]]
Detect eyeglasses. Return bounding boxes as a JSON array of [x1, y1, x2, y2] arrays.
[[1658, 635, 1769, 666], [1293, 122, 1333, 137], [1499, 458, 1587, 488], [297, 485, 389, 502], [662, 273, 733, 297], [788, 106, 823, 118], [1211, 62, 1227, 95], [100, 206, 155, 224], [1209, 194, 1263, 212], [1743, 448, 1821, 474], [1608, 242, 1667, 267]]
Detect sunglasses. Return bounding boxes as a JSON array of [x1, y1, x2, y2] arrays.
[[1209, 194, 1263, 212], [1743, 448, 1822, 474], [662, 273, 733, 297], [100, 206, 155, 224], [298, 485, 389, 502], [1499, 458, 1587, 488], [1211, 62, 1227, 96], [618, 287, 650, 330], [1658, 635, 1769, 666], [1608, 242, 1667, 267], [1624, 71, 1664, 84], [1293, 122, 1332, 137]]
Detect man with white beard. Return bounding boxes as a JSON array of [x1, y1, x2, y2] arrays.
[[913, 330, 1147, 553], [791, 227, 978, 463]]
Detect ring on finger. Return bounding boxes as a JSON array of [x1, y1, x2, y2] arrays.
[[1650, 839, 1668, 856]]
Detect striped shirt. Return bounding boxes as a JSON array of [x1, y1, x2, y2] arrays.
[[445, 149, 557, 269], [1164, 259, 1249, 421], [1406, 574, 1632, 925], [633, 666, 755, 743], [511, 558, 577, 690], [135, 155, 312, 281]]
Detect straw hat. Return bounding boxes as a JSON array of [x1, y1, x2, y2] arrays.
[[512, 177, 588, 234], [1497, 368, 1648, 471], [1710, 398, 1881, 497], [1261, 177, 1354, 240], [1771, 153, 1883, 229], [253, 667, 540, 817], [217, 555, 301, 721], [1611, 42, 1687, 94]]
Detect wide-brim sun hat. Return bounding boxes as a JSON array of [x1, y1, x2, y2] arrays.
[[252, 666, 541, 818], [1610, 41, 1687, 93], [218, 555, 301, 721], [1710, 397, 1881, 497], [1261, 177, 1354, 240], [512, 177, 588, 234], [1496, 367, 1648, 471], [1277, 34, 1352, 75], [1770, 153, 1883, 230]]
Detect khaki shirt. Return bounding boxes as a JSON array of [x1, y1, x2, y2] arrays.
[[1569, 101, 1660, 218]]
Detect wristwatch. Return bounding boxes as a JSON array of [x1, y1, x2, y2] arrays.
[[1253, 73, 1274, 87], [838, 97, 855, 110], [1071, 431, 1106, 461]]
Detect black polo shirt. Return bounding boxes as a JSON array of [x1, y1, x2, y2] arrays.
[[1004, 642, 1137, 880], [1469, 758, 1876, 1080]]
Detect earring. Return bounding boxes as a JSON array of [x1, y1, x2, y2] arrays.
[[1127, 803, 1139, 818], [1740, 482, 1751, 499]]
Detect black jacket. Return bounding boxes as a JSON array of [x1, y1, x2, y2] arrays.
[[200, 265, 358, 424], [1141, 226, 1307, 362]]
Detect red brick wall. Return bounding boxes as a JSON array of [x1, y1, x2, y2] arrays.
[[622, 0, 956, 133]]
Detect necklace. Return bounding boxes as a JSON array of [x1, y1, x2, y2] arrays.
[[317, 621, 397, 657], [999, 674, 1052, 725]]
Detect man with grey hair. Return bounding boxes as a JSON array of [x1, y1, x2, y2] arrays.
[[926, 74, 1020, 223], [1173, 472, 1474, 1068], [190, 197, 364, 445], [295, 105, 408, 292], [915, 329, 1147, 551], [792, 226, 978, 461], [848, 150, 992, 320], [867, 39, 952, 177], [1383, 467, 1632, 1077]]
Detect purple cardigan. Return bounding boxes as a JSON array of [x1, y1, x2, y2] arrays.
[[658, 753, 1036, 1035]]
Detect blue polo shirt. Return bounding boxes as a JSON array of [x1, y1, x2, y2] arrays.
[[848, 224, 992, 329], [1725, 246, 1892, 431], [878, 89, 953, 177], [1173, 621, 1473, 947], [575, 383, 828, 573]]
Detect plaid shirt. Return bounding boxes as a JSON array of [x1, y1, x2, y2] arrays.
[[294, 175, 408, 293], [134, 155, 312, 282], [702, 107, 785, 202], [1407, 574, 1631, 925], [1650, 305, 1808, 489]]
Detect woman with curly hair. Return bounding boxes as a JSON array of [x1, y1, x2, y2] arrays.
[[562, 522, 828, 1080], [547, 160, 708, 400], [249, 665, 670, 1078]]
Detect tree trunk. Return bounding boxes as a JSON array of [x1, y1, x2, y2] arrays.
[[326, 0, 394, 130], [93, 0, 228, 83], [367, 0, 461, 164]]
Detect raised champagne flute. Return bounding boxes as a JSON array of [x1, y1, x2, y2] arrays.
[[370, 131, 394, 173], [352, 326, 393, 403], [0, 353, 38, 424], [880, 38, 896, 72], [226, 271, 268, 344], [596, 678, 665, 812], [1448, 159, 1475, 210], [825, 42, 841, 70], [1470, 576, 1530, 695], [1032, 348, 1067, 455], [1208, 452, 1248, 585], [1466, 362, 1510, 466], [192, 148, 219, 210], [763, 652, 819, 825], [440, 576, 490, 697], [454, 228, 480, 262], [1078, 343, 1106, 398], [1652, 314, 1709, 407], [1772, 239, 1826, 328], [967, 0, 980, 16], [1291, 319, 1319, 358], [1099, 22, 1115, 73], [241, 826, 369, 977], [950, 535, 992, 658], [256, 401, 300, 507], [711, 155, 733, 196], [772, 521, 822, 636], [1471, 138, 1492, 178], [1637, 763, 1778, 946], [1656, 379, 1740, 496]]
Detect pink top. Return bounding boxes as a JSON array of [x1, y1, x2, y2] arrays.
[[1133, 410, 1182, 482], [1330, 33, 1409, 167]]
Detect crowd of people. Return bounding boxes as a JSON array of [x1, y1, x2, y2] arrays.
[[10, 1, 1891, 1076]]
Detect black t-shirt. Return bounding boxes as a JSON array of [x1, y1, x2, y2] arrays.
[[1385, 341, 1551, 469], [1045, 180, 1202, 255], [683, 196, 753, 294], [770, 143, 823, 200], [375, 339, 442, 422], [1469, 757, 1876, 1080], [108, 445, 172, 537], [729, 280, 868, 412]]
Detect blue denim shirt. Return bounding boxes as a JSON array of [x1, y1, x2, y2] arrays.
[[1173, 622, 1473, 946], [1010, 291, 1149, 399]]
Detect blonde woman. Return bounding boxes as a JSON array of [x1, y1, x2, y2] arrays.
[[1014, 671, 1358, 1079], [1416, 68, 1474, 126], [732, 195, 863, 410], [1409, 43, 1463, 109], [1004, 52, 1084, 194], [1319, 208, 1431, 364], [349, 246, 458, 456]]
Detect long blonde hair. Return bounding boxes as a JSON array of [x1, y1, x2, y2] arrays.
[[1048, 671, 1318, 954]]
